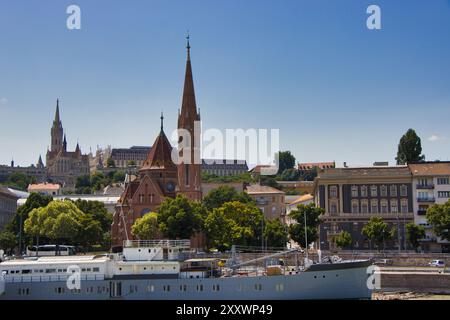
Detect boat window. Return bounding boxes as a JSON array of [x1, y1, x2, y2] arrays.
[[45, 269, 56, 274], [93, 267, 100, 272], [22, 269, 31, 274]]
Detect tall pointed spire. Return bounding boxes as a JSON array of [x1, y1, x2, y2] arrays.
[[51, 99, 64, 152], [63, 134, 67, 151], [37, 155, 44, 168], [178, 33, 200, 127], [54, 99, 61, 123], [160, 112, 164, 132]]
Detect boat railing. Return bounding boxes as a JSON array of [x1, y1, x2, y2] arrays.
[[123, 239, 191, 249], [5, 274, 105, 283]]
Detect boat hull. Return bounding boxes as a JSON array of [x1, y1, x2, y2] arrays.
[[0, 261, 372, 300]]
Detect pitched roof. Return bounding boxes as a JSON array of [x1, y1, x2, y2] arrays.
[[245, 184, 284, 195], [0, 186, 19, 199], [28, 183, 61, 191], [298, 162, 335, 170], [408, 162, 450, 176], [140, 130, 176, 171], [317, 166, 411, 180]]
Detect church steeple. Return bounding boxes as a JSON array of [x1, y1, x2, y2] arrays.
[[63, 134, 67, 152], [37, 155, 44, 168], [75, 142, 81, 155], [51, 99, 64, 152], [177, 35, 202, 201], [178, 33, 200, 128], [54, 99, 61, 123]]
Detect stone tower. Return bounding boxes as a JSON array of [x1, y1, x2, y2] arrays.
[[50, 99, 63, 153]]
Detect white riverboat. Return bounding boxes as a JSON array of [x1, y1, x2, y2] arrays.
[[0, 240, 373, 300]]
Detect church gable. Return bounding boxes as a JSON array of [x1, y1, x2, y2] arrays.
[[130, 174, 166, 207]]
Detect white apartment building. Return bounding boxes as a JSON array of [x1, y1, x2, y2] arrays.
[[409, 162, 450, 253]]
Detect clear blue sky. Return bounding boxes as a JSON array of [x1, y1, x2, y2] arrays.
[[1, 0, 450, 167]]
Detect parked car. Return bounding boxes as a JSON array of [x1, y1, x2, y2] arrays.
[[375, 258, 393, 266], [429, 260, 445, 267]]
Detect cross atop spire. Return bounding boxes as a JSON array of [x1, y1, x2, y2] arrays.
[[186, 31, 191, 61], [160, 112, 164, 132]]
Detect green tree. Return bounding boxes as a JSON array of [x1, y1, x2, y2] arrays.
[[335, 230, 352, 249], [259, 176, 280, 188], [0, 231, 16, 255], [362, 217, 394, 251], [278, 168, 300, 181], [127, 160, 136, 167], [158, 195, 207, 239], [73, 199, 112, 232], [288, 203, 324, 248], [106, 157, 116, 168], [278, 151, 296, 174], [131, 212, 160, 240], [426, 200, 450, 242], [75, 175, 92, 194], [264, 219, 288, 248], [204, 201, 264, 250], [75, 215, 103, 250], [24, 200, 90, 246], [406, 222, 426, 251], [300, 166, 319, 181], [23, 207, 46, 252], [90, 172, 107, 192], [7, 192, 53, 235], [112, 170, 126, 183], [396, 128, 425, 165], [2, 172, 36, 191], [201, 172, 254, 184], [203, 185, 253, 211]]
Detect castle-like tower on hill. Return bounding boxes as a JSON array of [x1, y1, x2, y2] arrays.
[[111, 38, 203, 246], [45, 100, 90, 188]]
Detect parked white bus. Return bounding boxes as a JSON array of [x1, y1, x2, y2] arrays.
[[26, 245, 76, 256]]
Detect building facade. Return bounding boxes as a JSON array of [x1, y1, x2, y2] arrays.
[[109, 146, 151, 168], [45, 100, 90, 189], [314, 166, 414, 251], [27, 183, 61, 196], [0, 186, 18, 231], [111, 39, 203, 246], [409, 162, 450, 253], [245, 185, 286, 220], [0, 158, 46, 183], [202, 159, 248, 176]]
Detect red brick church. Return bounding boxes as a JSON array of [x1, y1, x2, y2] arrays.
[[111, 38, 202, 246]]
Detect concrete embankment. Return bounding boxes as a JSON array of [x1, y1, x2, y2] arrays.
[[378, 268, 450, 293]]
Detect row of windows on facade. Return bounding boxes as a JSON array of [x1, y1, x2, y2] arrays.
[[437, 191, 450, 198], [112, 154, 147, 161], [417, 191, 450, 199], [329, 185, 408, 198], [203, 169, 246, 176], [420, 177, 450, 185], [114, 160, 145, 167], [5, 267, 100, 275], [436, 177, 450, 185], [328, 199, 409, 214]]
